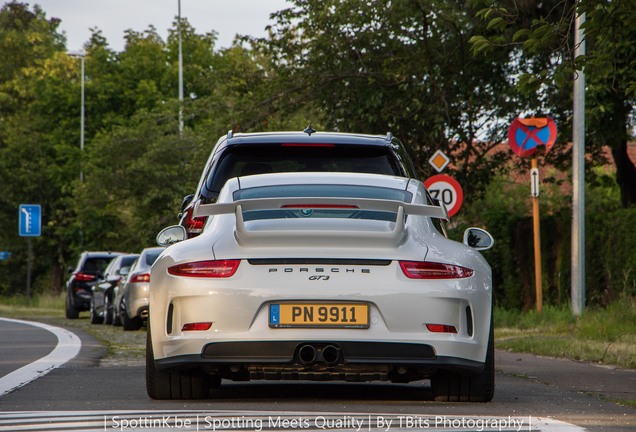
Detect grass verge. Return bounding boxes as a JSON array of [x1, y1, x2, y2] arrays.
[[495, 297, 636, 369]]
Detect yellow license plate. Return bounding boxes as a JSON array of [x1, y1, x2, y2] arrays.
[[269, 303, 369, 328]]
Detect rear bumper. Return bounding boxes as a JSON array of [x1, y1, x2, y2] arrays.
[[70, 289, 91, 310], [154, 340, 484, 377]]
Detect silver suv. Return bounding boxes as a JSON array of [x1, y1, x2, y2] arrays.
[[178, 128, 417, 237]]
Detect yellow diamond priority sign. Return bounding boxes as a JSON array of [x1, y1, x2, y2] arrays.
[[428, 149, 450, 173]]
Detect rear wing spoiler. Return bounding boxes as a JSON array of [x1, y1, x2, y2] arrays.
[[194, 197, 448, 220], [194, 197, 448, 247]]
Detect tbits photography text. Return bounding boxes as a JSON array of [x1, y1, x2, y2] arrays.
[[106, 414, 534, 432]]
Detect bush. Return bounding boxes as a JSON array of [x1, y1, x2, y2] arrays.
[[452, 170, 636, 309]]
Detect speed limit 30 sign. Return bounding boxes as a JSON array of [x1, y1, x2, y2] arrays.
[[424, 174, 464, 217]]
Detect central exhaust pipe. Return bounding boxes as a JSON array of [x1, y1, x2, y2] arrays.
[[298, 344, 317, 365]]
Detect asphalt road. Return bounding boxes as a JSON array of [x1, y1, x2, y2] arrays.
[[0, 318, 634, 432], [0, 318, 57, 378]]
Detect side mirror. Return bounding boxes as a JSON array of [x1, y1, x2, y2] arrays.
[[463, 227, 494, 251], [157, 225, 187, 247]]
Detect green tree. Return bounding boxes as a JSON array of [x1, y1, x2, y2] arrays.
[[249, 0, 537, 197], [0, 2, 75, 295], [0, 1, 64, 83]]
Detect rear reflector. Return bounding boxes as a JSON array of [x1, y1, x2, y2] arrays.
[[168, 260, 240, 278], [399, 261, 474, 279], [130, 273, 150, 283], [181, 322, 213, 331], [280, 204, 359, 209], [426, 324, 458, 333]]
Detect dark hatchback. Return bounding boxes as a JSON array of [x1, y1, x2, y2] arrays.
[[179, 129, 417, 237], [65, 251, 121, 319]]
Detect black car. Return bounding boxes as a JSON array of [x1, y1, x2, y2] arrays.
[[179, 128, 417, 237], [89, 253, 139, 324], [65, 251, 121, 319]]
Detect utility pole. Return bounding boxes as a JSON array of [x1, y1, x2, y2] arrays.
[[178, 0, 184, 137], [571, 6, 586, 316], [67, 50, 86, 182]]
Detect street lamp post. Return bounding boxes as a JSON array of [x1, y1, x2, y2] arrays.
[[68, 50, 86, 182], [572, 9, 586, 316]]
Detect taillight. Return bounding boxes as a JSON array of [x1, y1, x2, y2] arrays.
[[168, 260, 240, 278], [75, 272, 96, 281], [130, 273, 150, 283], [182, 207, 207, 238], [399, 261, 473, 279]]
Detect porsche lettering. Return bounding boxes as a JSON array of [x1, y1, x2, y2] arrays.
[[267, 268, 371, 274]]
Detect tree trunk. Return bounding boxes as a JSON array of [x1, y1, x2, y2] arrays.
[[604, 92, 636, 208], [612, 139, 636, 207]]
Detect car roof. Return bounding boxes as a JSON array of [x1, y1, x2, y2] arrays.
[[81, 251, 122, 258]]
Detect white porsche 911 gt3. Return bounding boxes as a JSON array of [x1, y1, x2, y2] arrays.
[[147, 172, 495, 401]]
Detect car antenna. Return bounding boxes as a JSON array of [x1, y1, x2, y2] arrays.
[[303, 125, 316, 136]]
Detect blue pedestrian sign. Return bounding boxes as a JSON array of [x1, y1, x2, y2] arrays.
[[19, 204, 42, 237]]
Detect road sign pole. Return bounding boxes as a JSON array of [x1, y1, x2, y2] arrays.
[[26, 238, 33, 301], [531, 157, 543, 313], [19, 204, 41, 302]]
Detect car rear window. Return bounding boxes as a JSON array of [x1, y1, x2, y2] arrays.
[[234, 184, 412, 222], [144, 250, 163, 266], [121, 256, 138, 267], [205, 144, 402, 196], [82, 257, 113, 274]]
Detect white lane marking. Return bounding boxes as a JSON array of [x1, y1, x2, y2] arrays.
[[0, 411, 589, 432], [0, 317, 82, 396]]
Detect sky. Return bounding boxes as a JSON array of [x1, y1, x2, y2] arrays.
[[25, 0, 290, 51]]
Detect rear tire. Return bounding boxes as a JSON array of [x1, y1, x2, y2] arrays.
[[104, 296, 113, 325], [89, 295, 103, 324], [112, 299, 122, 326], [65, 294, 79, 319], [146, 323, 212, 400], [431, 316, 495, 402], [122, 299, 142, 331]]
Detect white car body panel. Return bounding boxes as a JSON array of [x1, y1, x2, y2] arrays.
[[149, 172, 492, 387]]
